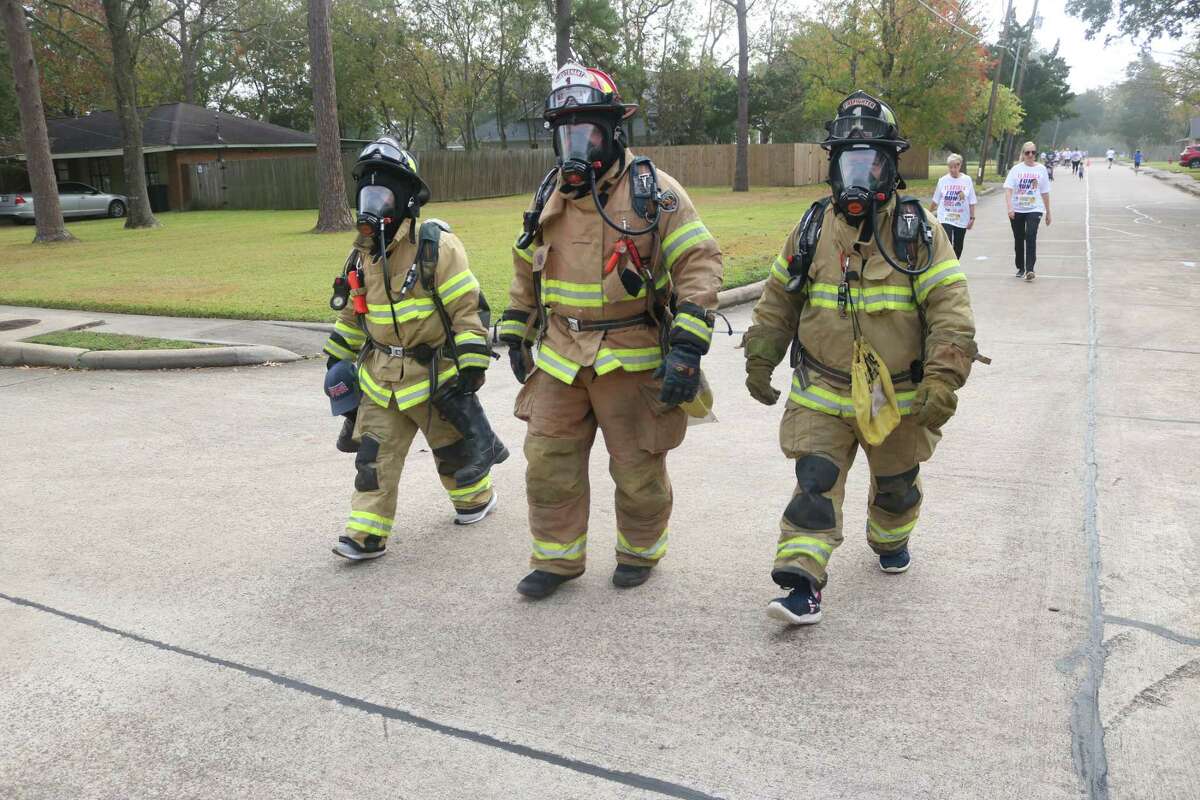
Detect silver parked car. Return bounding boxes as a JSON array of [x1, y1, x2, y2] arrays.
[[0, 182, 128, 223]]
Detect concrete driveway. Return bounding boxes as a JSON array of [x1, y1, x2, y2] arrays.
[[1, 165, 1197, 799]]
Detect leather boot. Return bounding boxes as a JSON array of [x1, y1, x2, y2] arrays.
[[432, 385, 509, 486]]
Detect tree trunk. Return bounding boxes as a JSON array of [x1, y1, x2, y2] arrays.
[[100, 0, 159, 228], [179, 13, 196, 105], [496, 74, 508, 150], [554, 0, 570, 67], [732, 0, 749, 192], [306, 0, 352, 232], [2, 0, 74, 242]]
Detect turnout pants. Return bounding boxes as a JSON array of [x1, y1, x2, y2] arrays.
[[515, 367, 687, 576], [772, 405, 941, 589], [345, 398, 494, 546]]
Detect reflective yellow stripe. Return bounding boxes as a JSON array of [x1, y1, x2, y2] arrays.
[[323, 339, 356, 362], [500, 319, 530, 340], [393, 366, 461, 411], [357, 365, 392, 407], [531, 532, 587, 561], [616, 529, 668, 561], [770, 254, 789, 284], [867, 517, 918, 543], [457, 352, 491, 369], [347, 521, 391, 537], [454, 331, 487, 346], [913, 259, 966, 303], [673, 313, 712, 344], [534, 344, 580, 384], [808, 282, 917, 312], [594, 346, 662, 375], [365, 297, 435, 325], [633, 270, 671, 299], [788, 374, 917, 417], [662, 220, 715, 270], [334, 320, 367, 344], [448, 474, 491, 499], [776, 535, 833, 565], [544, 279, 604, 308], [514, 242, 534, 263], [438, 270, 480, 304]]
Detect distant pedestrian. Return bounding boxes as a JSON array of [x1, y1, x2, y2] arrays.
[[1004, 141, 1052, 282], [930, 153, 977, 258], [1071, 148, 1082, 176], [1133, 149, 1143, 174], [1106, 148, 1115, 169]]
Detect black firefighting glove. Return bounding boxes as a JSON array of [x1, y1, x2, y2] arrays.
[[655, 344, 702, 406], [508, 343, 531, 384], [458, 366, 486, 394], [336, 410, 359, 453]]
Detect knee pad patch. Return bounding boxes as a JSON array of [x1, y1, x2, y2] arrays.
[[354, 434, 381, 492], [432, 440, 469, 476], [795, 454, 840, 493], [785, 454, 839, 530], [872, 465, 920, 515]]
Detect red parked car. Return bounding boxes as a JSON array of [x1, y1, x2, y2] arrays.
[[1180, 145, 1200, 168]]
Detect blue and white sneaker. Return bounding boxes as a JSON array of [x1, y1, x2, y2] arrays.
[[878, 546, 911, 573], [766, 582, 823, 625]]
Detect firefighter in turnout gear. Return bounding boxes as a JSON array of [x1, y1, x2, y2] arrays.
[[323, 137, 507, 561], [743, 92, 982, 624], [500, 63, 723, 598]]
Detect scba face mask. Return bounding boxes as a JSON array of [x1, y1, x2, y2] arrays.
[[830, 146, 897, 218], [356, 172, 415, 249], [553, 117, 619, 186]]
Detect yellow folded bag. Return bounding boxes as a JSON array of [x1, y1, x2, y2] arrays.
[[850, 337, 900, 445]]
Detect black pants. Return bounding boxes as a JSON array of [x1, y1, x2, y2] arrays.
[[941, 223, 966, 258], [1010, 212, 1042, 272]]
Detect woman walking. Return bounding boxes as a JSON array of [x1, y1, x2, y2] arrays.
[[930, 153, 977, 258], [1004, 141, 1052, 282]]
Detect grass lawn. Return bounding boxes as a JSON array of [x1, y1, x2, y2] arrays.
[[1142, 161, 1200, 180], [23, 331, 211, 350], [0, 181, 947, 322]]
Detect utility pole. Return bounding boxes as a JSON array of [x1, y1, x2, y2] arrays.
[[1003, 0, 1040, 173], [977, 0, 1014, 184]]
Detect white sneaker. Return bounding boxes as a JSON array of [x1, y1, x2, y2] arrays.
[[331, 535, 387, 561], [454, 492, 498, 525]]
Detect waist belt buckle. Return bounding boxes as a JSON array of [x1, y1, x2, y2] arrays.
[[387, 345, 406, 358], [565, 316, 582, 333]]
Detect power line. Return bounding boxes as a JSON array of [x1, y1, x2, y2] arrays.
[[912, 0, 1016, 54]]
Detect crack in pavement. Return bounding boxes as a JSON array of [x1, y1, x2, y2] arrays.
[[1070, 170, 1110, 800], [1097, 414, 1200, 427], [0, 592, 725, 800], [1104, 616, 1200, 647]]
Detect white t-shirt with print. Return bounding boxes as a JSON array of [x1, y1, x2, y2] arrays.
[[1004, 163, 1050, 215], [932, 173, 978, 228], [1106, 149, 1115, 159]]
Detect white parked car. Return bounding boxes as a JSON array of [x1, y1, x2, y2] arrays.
[[0, 182, 128, 223]]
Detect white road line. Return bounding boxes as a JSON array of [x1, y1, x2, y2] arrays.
[[1124, 204, 1160, 225]]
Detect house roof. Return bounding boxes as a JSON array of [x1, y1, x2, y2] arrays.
[[40, 103, 316, 158]]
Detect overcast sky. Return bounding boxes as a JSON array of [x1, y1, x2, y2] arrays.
[[977, 0, 1178, 93]]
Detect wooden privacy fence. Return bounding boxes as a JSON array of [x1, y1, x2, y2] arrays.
[[185, 143, 929, 210]]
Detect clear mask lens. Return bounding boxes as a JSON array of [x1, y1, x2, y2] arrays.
[[554, 123, 607, 167], [358, 184, 396, 220], [836, 149, 893, 193]]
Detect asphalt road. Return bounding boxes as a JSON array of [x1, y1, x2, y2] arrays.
[[2, 164, 1197, 799]]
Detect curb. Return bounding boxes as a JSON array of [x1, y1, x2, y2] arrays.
[[717, 281, 766, 309], [0, 341, 301, 370], [1141, 167, 1200, 198]]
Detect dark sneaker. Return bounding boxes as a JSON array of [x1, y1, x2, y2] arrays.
[[1024, 271, 1036, 282], [766, 581, 823, 625], [454, 492, 498, 525], [878, 546, 911, 574], [332, 534, 387, 561], [612, 563, 653, 588], [1015, 268, 1026, 278], [516, 569, 581, 599]]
